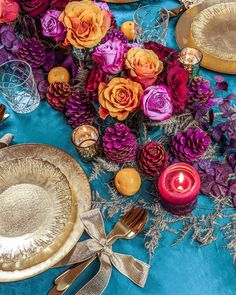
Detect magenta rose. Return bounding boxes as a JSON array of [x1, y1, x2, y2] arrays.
[[92, 38, 127, 74], [41, 10, 66, 42], [18, 0, 49, 16], [140, 85, 173, 121]]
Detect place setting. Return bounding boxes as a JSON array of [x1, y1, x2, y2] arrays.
[[0, 0, 235, 294]]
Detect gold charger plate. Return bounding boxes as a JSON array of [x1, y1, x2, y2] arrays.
[[0, 144, 91, 282], [175, 0, 236, 74]]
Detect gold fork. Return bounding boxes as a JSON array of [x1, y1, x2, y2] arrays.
[[48, 206, 148, 295]]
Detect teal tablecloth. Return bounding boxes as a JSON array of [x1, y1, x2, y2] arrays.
[[0, 1, 236, 294]]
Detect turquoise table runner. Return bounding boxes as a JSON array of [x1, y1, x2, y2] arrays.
[[0, 1, 236, 294]]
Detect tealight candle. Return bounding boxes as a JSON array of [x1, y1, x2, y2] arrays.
[[71, 125, 100, 162], [157, 163, 201, 215], [179, 47, 203, 77]]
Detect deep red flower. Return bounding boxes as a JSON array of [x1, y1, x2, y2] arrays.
[[86, 66, 109, 101], [50, 0, 69, 10], [144, 41, 179, 62], [17, 0, 49, 16], [166, 60, 189, 114]]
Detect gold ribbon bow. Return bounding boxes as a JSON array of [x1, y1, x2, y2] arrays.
[[62, 209, 150, 295]]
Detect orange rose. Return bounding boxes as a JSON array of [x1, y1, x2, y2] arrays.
[[0, 0, 19, 24], [125, 47, 163, 88], [98, 77, 143, 121], [59, 1, 111, 49]]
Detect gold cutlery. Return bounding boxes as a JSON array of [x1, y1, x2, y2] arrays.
[[48, 206, 148, 295], [0, 104, 9, 122]]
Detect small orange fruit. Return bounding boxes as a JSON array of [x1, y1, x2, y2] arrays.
[[48, 66, 70, 84], [115, 168, 141, 196], [120, 21, 135, 41]]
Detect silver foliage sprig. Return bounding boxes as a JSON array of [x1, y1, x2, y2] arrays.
[[90, 157, 120, 181], [221, 215, 236, 263], [146, 111, 199, 136]]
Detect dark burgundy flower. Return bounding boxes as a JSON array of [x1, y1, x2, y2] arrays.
[[214, 75, 228, 91], [86, 66, 109, 101], [196, 160, 235, 199], [33, 68, 49, 98], [50, 0, 69, 9], [166, 60, 189, 114], [144, 41, 179, 62], [18, 0, 49, 17]]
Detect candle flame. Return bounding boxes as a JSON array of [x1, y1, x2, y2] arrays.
[[179, 172, 184, 184]]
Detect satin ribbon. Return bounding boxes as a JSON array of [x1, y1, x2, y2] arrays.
[[59, 209, 150, 295]]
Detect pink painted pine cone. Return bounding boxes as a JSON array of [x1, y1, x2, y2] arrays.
[[171, 128, 211, 163], [66, 92, 97, 128], [16, 38, 46, 68], [103, 123, 138, 164]]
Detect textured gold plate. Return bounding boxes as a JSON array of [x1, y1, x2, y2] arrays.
[[0, 144, 91, 282], [176, 0, 236, 74]]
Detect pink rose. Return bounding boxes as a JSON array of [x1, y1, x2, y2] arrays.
[[140, 85, 173, 121], [92, 38, 127, 74], [0, 0, 19, 23], [94, 1, 109, 11]]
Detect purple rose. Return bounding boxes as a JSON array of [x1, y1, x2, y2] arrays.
[[41, 10, 66, 42], [140, 85, 173, 121], [94, 1, 110, 11], [92, 38, 127, 74]]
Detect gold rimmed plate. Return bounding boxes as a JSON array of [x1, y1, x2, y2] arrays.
[[176, 0, 236, 74], [0, 144, 91, 282]]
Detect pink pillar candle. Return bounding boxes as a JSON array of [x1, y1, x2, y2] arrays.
[[157, 163, 201, 215]]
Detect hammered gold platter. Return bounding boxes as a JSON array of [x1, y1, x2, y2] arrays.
[[0, 144, 91, 282], [176, 0, 236, 74]]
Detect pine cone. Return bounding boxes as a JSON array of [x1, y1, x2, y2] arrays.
[[188, 76, 214, 109], [46, 82, 71, 111], [138, 142, 168, 177], [103, 123, 138, 164], [171, 128, 211, 163], [16, 38, 46, 69], [65, 92, 97, 128]]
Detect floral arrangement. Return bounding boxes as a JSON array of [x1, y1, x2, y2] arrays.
[[1, 0, 236, 262]]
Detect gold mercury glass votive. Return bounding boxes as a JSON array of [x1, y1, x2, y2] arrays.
[[179, 47, 203, 77], [71, 125, 100, 162]]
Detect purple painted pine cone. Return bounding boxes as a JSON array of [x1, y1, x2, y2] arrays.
[[188, 76, 215, 109], [171, 128, 211, 163], [16, 38, 46, 69], [65, 92, 97, 128], [103, 123, 138, 164]]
